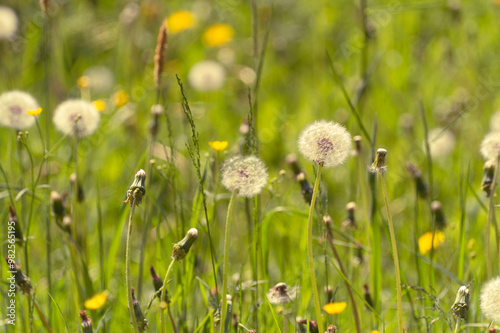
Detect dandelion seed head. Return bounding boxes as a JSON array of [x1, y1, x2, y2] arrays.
[[83, 66, 115, 93], [297, 120, 352, 168], [188, 60, 226, 92], [266, 283, 298, 305], [221, 155, 268, 197], [53, 99, 100, 138], [0, 7, 18, 40], [0, 90, 39, 129], [480, 277, 500, 323], [481, 132, 500, 162], [427, 128, 456, 159]]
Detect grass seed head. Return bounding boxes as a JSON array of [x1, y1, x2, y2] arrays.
[[221, 155, 268, 197], [154, 21, 168, 87], [0, 90, 38, 129], [298, 120, 352, 168]]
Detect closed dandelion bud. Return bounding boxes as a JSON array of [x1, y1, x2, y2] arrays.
[[249, 330, 257, 333], [50, 191, 65, 221], [267, 282, 298, 305], [353, 135, 362, 156], [342, 202, 357, 230], [431, 201, 446, 230], [79, 310, 93, 333], [8, 205, 23, 244], [406, 162, 429, 198], [224, 295, 232, 331], [324, 285, 333, 303], [452, 286, 470, 319], [323, 215, 334, 238], [286, 154, 301, 176], [62, 216, 72, 232], [150, 265, 170, 303], [70, 173, 85, 202], [221, 155, 268, 197], [172, 228, 198, 261], [149, 104, 163, 138], [327, 325, 337, 333], [4, 258, 32, 294], [370, 148, 387, 174], [124, 169, 146, 207], [298, 120, 352, 168], [297, 172, 313, 204], [296, 318, 319, 333], [131, 288, 148, 332], [482, 160, 496, 197], [363, 284, 373, 310], [490, 328, 497, 333]]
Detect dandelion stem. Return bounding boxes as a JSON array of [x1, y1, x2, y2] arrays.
[[380, 172, 403, 333], [307, 163, 324, 333], [454, 320, 460, 333], [160, 259, 176, 333], [126, 198, 140, 333], [221, 190, 237, 333]]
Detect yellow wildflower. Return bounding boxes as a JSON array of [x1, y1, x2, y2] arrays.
[[27, 107, 42, 116], [203, 24, 234, 47], [77, 76, 90, 89], [323, 302, 347, 315], [418, 231, 445, 254], [92, 100, 107, 112], [167, 10, 196, 34], [371, 331, 381, 333], [112, 90, 129, 108], [208, 140, 228, 151], [84, 291, 108, 310]]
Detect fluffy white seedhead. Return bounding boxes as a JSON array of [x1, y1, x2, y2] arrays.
[[188, 60, 226, 92], [221, 155, 268, 197], [83, 66, 115, 93], [298, 120, 352, 168], [427, 128, 456, 159], [0, 90, 38, 129], [480, 276, 500, 322], [490, 110, 500, 132], [266, 283, 298, 305], [0, 7, 18, 40], [53, 99, 100, 138], [481, 132, 500, 162]]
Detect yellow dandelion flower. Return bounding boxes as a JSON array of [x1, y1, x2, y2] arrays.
[[92, 100, 107, 112], [209, 140, 228, 151], [418, 231, 445, 254], [371, 331, 381, 333], [203, 24, 234, 47], [323, 302, 347, 315], [77, 76, 91, 89], [112, 90, 129, 108], [167, 10, 196, 34], [27, 107, 42, 116], [84, 291, 108, 310]]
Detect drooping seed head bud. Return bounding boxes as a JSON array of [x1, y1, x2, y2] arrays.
[[149, 104, 163, 138], [286, 154, 301, 176], [296, 318, 319, 333], [4, 258, 32, 294], [342, 202, 357, 230], [363, 284, 374, 310], [50, 191, 65, 222], [79, 310, 93, 333], [370, 148, 387, 174], [323, 215, 334, 239], [70, 173, 85, 202], [8, 205, 23, 244], [353, 135, 362, 156], [150, 265, 170, 303], [124, 169, 146, 207], [431, 201, 446, 230], [324, 285, 333, 303], [172, 228, 198, 261], [131, 288, 148, 332], [266, 282, 297, 305], [482, 160, 496, 197], [406, 162, 429, 199], [296, 172, 313, 204], [327, 325, 337, 333], [451, 285, 470, 319]]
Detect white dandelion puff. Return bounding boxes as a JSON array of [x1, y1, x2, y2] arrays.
[[0, 90, 38, 129], [480, 276, 500, 323], [297, 120, 352, 168], [221, 155, 268, 197], [53, 99, 100, 138], [83, 66, 115, 94], [481, 132, 500, 162], [0, 7, 18, 40], [427, 128, 455, 159], [266, 283, 298, 305], [188, 60, 226, 92]]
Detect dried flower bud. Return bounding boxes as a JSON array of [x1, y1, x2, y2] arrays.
[[4, 258, 32, 294], [131, 288, 148, 332], [286, 154, 301, 176], [451, 286, 470, 319], [482, 160, 496, 197], [79, 310, 93, 333], [431, 201, 446, 230], [50, 191, 65, 221], [406, 162, 429, 199], [363, 284, 373, 310], [342, 202, 357, 230], [353, 135, 362, 156], [324, 285, 333, 303], [124, 169, 146, 207], [8, 205, 23, 244], [296, 172, 313, 204], [296, 318, 319, 333], [149, 104, 163, 138], [370, 148, 387, 174], [327, 325, 337, 333], [266, 282, 297, 305], [172, 228, 198, 261], [150, 265, 170, 303], [489, 327, 496, 333], [70, 173, 85, 202]]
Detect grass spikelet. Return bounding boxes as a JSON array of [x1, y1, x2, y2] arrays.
[[154, 21, 168, 88]]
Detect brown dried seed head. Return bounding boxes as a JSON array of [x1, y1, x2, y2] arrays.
[[154, 21, 168, 87]]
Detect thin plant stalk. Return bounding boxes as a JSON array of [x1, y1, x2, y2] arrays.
[[220, 190, 237, 333], [486, 156, 500, 278], [160, 259, 176, 333], [379, 172, 403, 333], [307, 163, 324, 333], [126, 198, 140, 333]]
